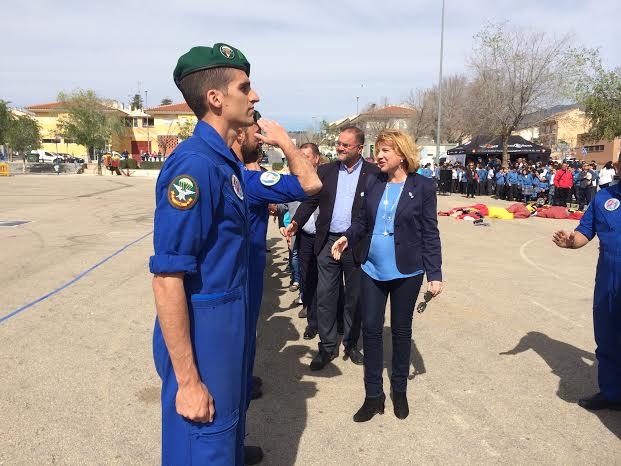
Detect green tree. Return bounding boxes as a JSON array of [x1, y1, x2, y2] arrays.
[[56, 89, 124, 160], [0, 100, 12, 146], [6, 115, 41, 163], [160, 97, 173, 106], [580, 67, 621, 140], [130, 93, 143, 110], [177, 119, 196, 140]]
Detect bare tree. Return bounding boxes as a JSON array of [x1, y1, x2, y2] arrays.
[[403, 89, 434, 143], [434, 74, 470, 143], [466, 22, 579, 166], [404, 74, 470, 144]]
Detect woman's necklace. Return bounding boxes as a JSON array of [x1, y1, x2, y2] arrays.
[[382, 183, 404, 236]]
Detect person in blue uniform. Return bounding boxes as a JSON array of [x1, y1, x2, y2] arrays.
[[230, 112, 321, 462], [150, 43, 261, 466], [494, 168, 506, 199], [553, 154, 621, 411], [506, 167, 519, 201]]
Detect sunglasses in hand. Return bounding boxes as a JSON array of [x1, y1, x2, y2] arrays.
[[416, 291, 434, 313]]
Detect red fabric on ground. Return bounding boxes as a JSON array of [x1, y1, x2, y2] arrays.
[[506, 203, 531, 218], [536, 206, 570, 219], [443, 204, 489, 216], [534, 207, 584, 220]]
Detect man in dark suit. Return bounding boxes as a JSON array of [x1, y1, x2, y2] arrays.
[[287, 126, 380, 370], [465, 162, 477, 198]]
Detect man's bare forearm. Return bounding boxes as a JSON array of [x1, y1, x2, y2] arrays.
[[152, 273, 200, 386], [571, 231, 589, 249], [280, 140, 322, 195]]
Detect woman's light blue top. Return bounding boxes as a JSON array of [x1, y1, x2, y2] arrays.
[[361, 181, 424, 281]]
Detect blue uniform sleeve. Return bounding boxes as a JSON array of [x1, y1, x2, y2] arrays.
[[244, 171, 307, 205], [149, 153, 214, 274], [575, 202, 595, 241]]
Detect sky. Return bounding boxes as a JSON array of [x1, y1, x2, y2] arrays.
[[1, 0, 619, 130]]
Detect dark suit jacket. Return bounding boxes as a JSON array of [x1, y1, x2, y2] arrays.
[[344, 172, 442, 281], [465, 167, 476, 183], [293, 159, 380, 264]]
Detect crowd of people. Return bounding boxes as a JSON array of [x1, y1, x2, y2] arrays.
[[431, 158, 617, 211]]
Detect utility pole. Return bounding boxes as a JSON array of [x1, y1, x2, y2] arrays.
[[356, 96, 359, 115], [435, 0, 445, 166]]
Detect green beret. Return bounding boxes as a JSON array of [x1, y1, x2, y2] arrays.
[[174, 43, 250, 86], [253, 110, 262, 123]]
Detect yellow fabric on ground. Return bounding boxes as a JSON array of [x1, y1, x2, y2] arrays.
[[486, 206, 514, 219]]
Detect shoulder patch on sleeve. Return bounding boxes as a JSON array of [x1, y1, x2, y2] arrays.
[[168, 174, 199, 210], [260, 171, 281, 186]]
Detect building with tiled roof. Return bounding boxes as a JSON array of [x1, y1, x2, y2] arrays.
[[24, 100, 197, 158], [145, 102, 193, 114]]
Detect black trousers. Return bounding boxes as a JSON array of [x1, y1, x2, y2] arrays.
[[507, 184, 517, 201], [360, 271, 424, 398], [298, 232, 318, 331], [317, 234, 361, 355], [556, 187, 571, 207], [577, 186, 589, 210], [466, 181, 476, 197]]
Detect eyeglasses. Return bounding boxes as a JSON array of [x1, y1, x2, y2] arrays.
[[334, 141, 361, 149], [416, 291, 434, 313]]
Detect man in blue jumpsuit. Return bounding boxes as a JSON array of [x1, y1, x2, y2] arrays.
[[231, 112, 321, 462], [150, 44, 261, 465], [553, 154, 621, 410]]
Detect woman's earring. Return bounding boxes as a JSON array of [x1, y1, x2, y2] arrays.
[[400, 159, 404, 163]]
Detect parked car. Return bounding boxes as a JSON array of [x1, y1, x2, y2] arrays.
[[30, 150, 58, 163], [66, 156, 85, 164]]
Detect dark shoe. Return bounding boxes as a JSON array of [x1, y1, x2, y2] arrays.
[[252, 375, 263, 388], [578, 393, 621, 411], [392, 390, 409, 419], [303, 326, 317, 340], [251, 382, 263, 400], [244, 445, 264, 465], [344, 347, 364, 365], [298, 306, 307, 318], [353, 395, 385, 422], [310, 350, 335, 371], [337, 321, 344, 335]]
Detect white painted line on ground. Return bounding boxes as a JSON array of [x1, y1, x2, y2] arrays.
[[531, 300, 584, 328], [519, 238, 591, 291]]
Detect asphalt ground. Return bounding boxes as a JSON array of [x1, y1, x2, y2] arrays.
[[0, 175, 619, 465]]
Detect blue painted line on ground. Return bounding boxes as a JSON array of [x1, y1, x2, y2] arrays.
[[0, 231, 153, 324]]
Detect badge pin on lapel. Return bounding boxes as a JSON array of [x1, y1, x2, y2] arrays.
[[408, 192, 414, 198], [360, 192, 364, 197]]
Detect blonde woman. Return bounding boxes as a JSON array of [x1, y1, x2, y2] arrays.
[[332, 129, 443, 422]]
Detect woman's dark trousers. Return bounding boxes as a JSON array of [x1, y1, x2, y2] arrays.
[[360, 272, 424, 398]]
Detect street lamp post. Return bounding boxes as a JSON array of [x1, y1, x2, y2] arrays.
[[145, 90, 151, 154], [435, 0, 446, 166], [356, 96, 359, 115]]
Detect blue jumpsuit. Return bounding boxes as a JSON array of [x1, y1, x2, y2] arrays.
[[575, 183, 621, 401], [150, 121, 251, 465], [243, 170, 306, 408]]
